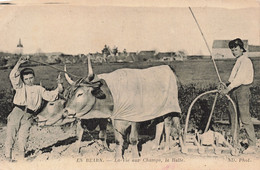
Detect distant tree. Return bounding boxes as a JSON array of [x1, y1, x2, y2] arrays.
[[123, 49, 127, 55], [73, 55, 80, 64], [102, 45, 111, 58], [6, 55, 19, 67], [111, 46, 118, 56], [0, 57, 7, 66]]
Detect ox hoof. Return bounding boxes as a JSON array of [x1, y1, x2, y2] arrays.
[[152, 145, 160, 150], [129, 145, 139, 158], [102, 141, 109, 150], [71, 144, 81, 154], [181, 147, 188, 154], [115, 147, 124, 160], [198, 147, 204, 154], [106, 148, 114, 152], [131, 152, 140, 159], [115, 153, 124, 160], [231, 149, 239, 156], [164, 146, 170, 151], [73, 148, 81, 154], [214, 149, 221, 155]]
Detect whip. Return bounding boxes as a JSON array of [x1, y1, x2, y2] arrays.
[[28, 59, 81, 79]]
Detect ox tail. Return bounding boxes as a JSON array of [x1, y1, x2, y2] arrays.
[[168, 65, 182, 89]]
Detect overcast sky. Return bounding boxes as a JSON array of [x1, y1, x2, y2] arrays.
[[0, 0, 259, 55]]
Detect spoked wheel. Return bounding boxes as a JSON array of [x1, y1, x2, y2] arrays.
[[183, 89, 238, 153]]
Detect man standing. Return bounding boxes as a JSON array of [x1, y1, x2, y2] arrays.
[[5, 56, 63, 161], [221, 38, 256, 154]]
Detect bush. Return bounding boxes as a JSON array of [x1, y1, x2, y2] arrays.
[[0, 84, 259, 126], [0, 58, 7, 66], [250, 86, 260, 119], [0, 89, 14, 124], [178, 84, 260, 130]]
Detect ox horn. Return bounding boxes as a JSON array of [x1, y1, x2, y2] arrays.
[[64, 65, 75, 85], [86, 55, 94, 81]]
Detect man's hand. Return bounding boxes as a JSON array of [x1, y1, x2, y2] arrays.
[[17, 55, 30, 65], [217, 82, 227, 91], [220, 86, 232, 95]]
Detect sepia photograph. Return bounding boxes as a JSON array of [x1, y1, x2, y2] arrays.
[[0, 0, 260, 169]]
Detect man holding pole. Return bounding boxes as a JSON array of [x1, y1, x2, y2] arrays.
[[221, 38, 256, 154]]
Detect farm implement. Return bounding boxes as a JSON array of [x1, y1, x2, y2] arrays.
[[178, 7, 240, 156], [179, 89, 239, 156]]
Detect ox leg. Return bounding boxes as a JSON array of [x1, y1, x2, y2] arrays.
[[164, 116, 173, 151], [113, 120, 128, 160], [129, 122, 140, 158], [152, 121, 164, 150], [172, 116, 181, 147], [172, 116, 181, 137], [99, 119, 108, 149], [75, 120, 84, 153]]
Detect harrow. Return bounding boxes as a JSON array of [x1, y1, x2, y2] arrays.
[[179, 90, 239, 156]]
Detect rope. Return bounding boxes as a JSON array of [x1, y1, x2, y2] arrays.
[[29, 59, 81, 79]]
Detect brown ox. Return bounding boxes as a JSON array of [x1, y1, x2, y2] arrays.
[[63, 57, 181, 159]]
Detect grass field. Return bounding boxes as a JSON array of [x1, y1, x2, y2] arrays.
[[2, 58, 260, 90], [0, 59, 260, 127]]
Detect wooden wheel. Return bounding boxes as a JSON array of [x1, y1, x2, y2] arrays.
[[183, 89, 238, 147]]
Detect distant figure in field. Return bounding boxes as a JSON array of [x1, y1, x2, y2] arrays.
[[4, 56, 63, 162], [221, 38, 256, 154]]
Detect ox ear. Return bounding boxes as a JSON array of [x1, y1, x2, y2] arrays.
[[91, 88, 106, 99]]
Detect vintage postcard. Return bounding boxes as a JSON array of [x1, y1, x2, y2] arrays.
[[0, 0, 260, 169]]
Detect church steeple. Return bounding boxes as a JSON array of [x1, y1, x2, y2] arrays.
[[16, 38, 23, 55], [17, 38, 23, 48]]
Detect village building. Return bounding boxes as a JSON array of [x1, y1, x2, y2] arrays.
[[157, 52, 176, 62], [125, 52, 136, 63], [137, 50, 156, 61], [116, 52, 127, 62], [58, 54, 74, 64], [89, 52, 105, 63], [44, 52, 62, 64], [106, 54, 117, 63], [174, 51, 188, 61]]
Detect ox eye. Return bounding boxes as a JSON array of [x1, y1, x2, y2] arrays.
[[49, 103, 54, 106], [77, 93, 83, 97]]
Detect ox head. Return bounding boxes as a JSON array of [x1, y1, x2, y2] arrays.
[[36, 98, 69, 126], [63, 56, 106, 118]]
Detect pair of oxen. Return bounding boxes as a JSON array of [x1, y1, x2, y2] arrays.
[[36, 58, 182, 159]]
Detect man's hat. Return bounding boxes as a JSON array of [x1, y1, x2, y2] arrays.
[[228, 38, 246, 52]]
